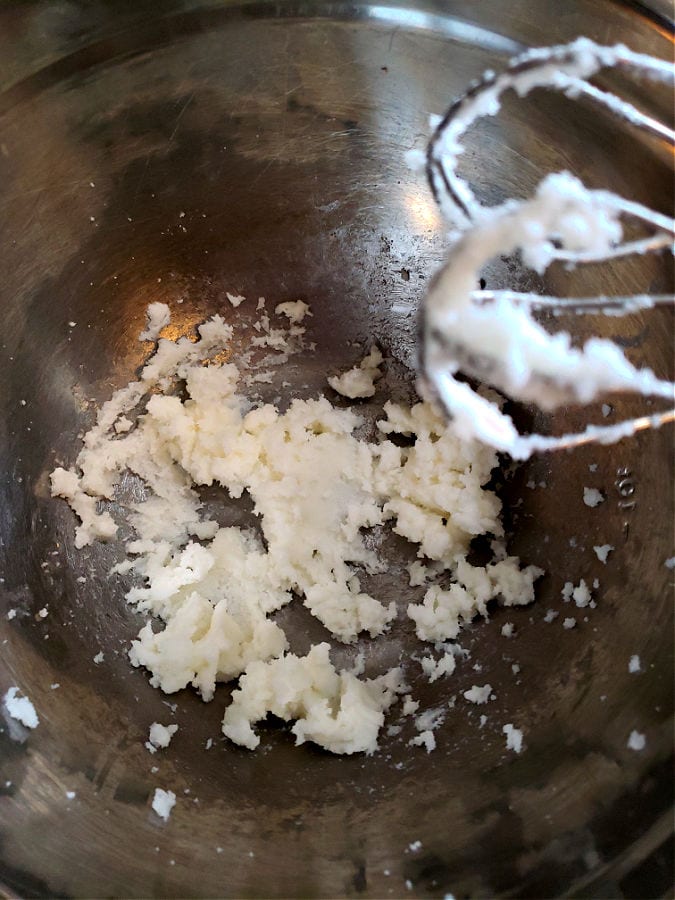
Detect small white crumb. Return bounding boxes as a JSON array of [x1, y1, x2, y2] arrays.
[[503, 723, 523, 753], [588, 463, 598, 472], [93, 651, 104, 664], [20, 399, 27, 406], [275, 300, 311, 324], [328, 345, 383, 398], [592, 578, 600, 591], [408, 841, 422, 852], [76, 576, 87, 584], [572, 579, 592, 608], [256, 297, 266, 310], [511, 664, 520, 675], [562, 581, 574, 602], [601, 403, 612, 418], [226, 292, 246, 308], [414, 707, 445, 733], [562, 617, 576, 629], [593, 545, 613, 564], [65, 790, 76, 800], [627, 730, 646, 751], [420, 652, 456, 682], [409, 729, 436, 752], [3, 687, 39, 729], [543, 609, 559, 623], [463, 684, 492, 705], [150, 766, 159, 774], [583, 487, 604, 508], [501, 622, 514, 637], [148, 722, 178, 750], [68, 321, 77, 328], [37, 607, 48, 619], [152, 788, 176, 821], [139, 302, 171, 342], [205, 738, 213, 750], [628, 655, 641, 674], [114, 416, 133, 434], [665, 557, 675, 570], [145, 742, 157, 755], [407, 560, 430, 586], [216, 847, 224, 854], [50, 683, 60, 690], [401, 695, 419, 716], [479, 714, 488, 728], [6, 609, 16, 620]]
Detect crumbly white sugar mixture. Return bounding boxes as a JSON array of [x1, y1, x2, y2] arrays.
[[223, 643, 404, 754], [572, 579, 592, 608], [328, 345, 383, 398], [3, 687, 39, 729], [503, 723, 523, 753], [583, 487, 604, 508], [152, 787, 176, 821], [409, 707, 445, 753], [593, 544, 613, 563], [419, 652, 456, 682], [627, 730, 646, 751], [463, 684, 492, 705], [147, 722, 178, 752], [51, 305, 544, 755], [410, 730, 436, 753], [139, 302, 171, 342], [274, 300, 311, 324]]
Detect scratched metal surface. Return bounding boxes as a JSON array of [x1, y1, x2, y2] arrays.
[[0, 1, 673, 897]]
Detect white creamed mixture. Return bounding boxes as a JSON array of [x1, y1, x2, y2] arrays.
[[51, 304, 543, 755]]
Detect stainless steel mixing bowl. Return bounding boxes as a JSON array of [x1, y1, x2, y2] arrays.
[[0, 1, 673, 896]]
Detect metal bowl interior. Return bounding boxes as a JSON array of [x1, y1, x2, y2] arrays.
[[0, 1, 673, 897]]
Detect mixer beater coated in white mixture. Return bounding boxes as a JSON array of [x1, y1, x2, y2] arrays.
[[417, 38, 674, 459]]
